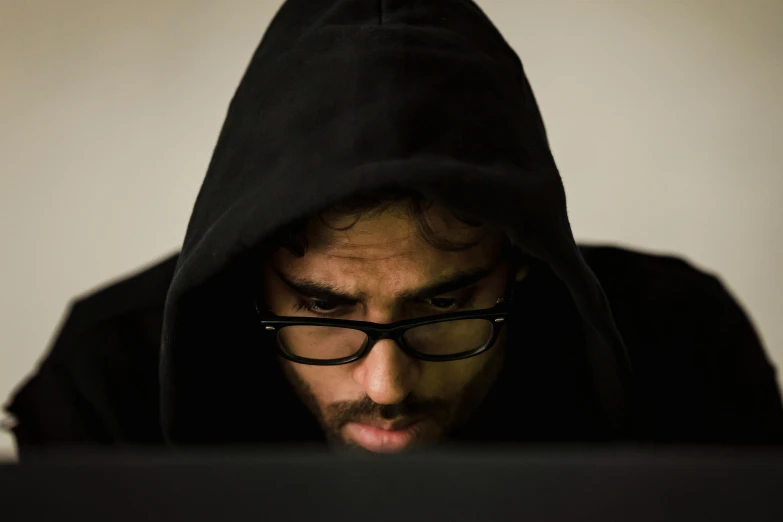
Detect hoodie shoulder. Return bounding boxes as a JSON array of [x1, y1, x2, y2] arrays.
[[580, 244, 783, 444], [5, 253, 179, 451]]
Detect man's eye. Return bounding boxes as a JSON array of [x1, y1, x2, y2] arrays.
[[293, 299, 339, 314], [429, 297, 457, 309], [307, 300, 338, 312]]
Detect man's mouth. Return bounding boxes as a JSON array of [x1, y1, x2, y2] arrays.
[[343, 418, 425, 453]]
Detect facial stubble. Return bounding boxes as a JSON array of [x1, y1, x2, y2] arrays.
[[278, 338, 507, 451]]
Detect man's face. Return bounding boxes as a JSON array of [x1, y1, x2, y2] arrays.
[[262, 202, 518, 453]]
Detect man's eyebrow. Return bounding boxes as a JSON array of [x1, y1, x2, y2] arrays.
[[399, 265, 496, 301], [274, 269, 362, 302], [274, 262, 499, 303]]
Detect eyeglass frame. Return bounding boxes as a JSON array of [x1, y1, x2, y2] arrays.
[[255, 251, 522, 366]]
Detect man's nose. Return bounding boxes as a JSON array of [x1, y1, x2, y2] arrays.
[[353, 338, 420, 405]]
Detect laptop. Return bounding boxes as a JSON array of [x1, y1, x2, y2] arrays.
[[3, 446, 783, 521]]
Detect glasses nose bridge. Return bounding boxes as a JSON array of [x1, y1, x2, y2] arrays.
[[363, 324, 405, 353], [367, 324, 399, 342]]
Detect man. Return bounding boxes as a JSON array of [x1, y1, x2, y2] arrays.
[[5, 0, 783, 456]]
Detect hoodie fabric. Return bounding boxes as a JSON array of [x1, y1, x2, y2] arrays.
[[6, 0, 783, 453], [160, 0, 632, 446]]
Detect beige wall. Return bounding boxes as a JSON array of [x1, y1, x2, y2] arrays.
[[1, 0, 781, 460]]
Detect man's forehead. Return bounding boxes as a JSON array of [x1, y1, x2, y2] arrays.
[[314, 230, 426, 260], [275, 243, 495, 278], [269, 232, 508, 303], [266, 200, 508, 284]]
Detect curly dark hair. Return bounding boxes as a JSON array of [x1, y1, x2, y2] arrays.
[[269, 187, 493, 257]]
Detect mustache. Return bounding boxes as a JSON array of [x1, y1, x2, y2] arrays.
[[328, 395, 452, 428]]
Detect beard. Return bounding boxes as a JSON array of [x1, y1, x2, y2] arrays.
[[278, 341, 506, 453]]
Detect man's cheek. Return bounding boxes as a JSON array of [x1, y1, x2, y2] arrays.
[[418, 372, 464, 398]]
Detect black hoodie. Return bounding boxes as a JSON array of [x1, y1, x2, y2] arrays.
[[6, 0, 783, 453]]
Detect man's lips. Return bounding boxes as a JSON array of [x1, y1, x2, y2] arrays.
[[343, 418, 425, 453], [356, 417, 420, 431]]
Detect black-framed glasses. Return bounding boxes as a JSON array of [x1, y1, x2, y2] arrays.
[[255, 254, 520, 366]]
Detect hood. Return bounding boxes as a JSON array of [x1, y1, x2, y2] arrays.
[[160, 0, 633, 445]]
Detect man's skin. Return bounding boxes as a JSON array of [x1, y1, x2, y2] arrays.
[[261, 201, 528, 453]]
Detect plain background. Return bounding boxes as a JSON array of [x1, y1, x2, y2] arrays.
[[1, 0, 781, 461]]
